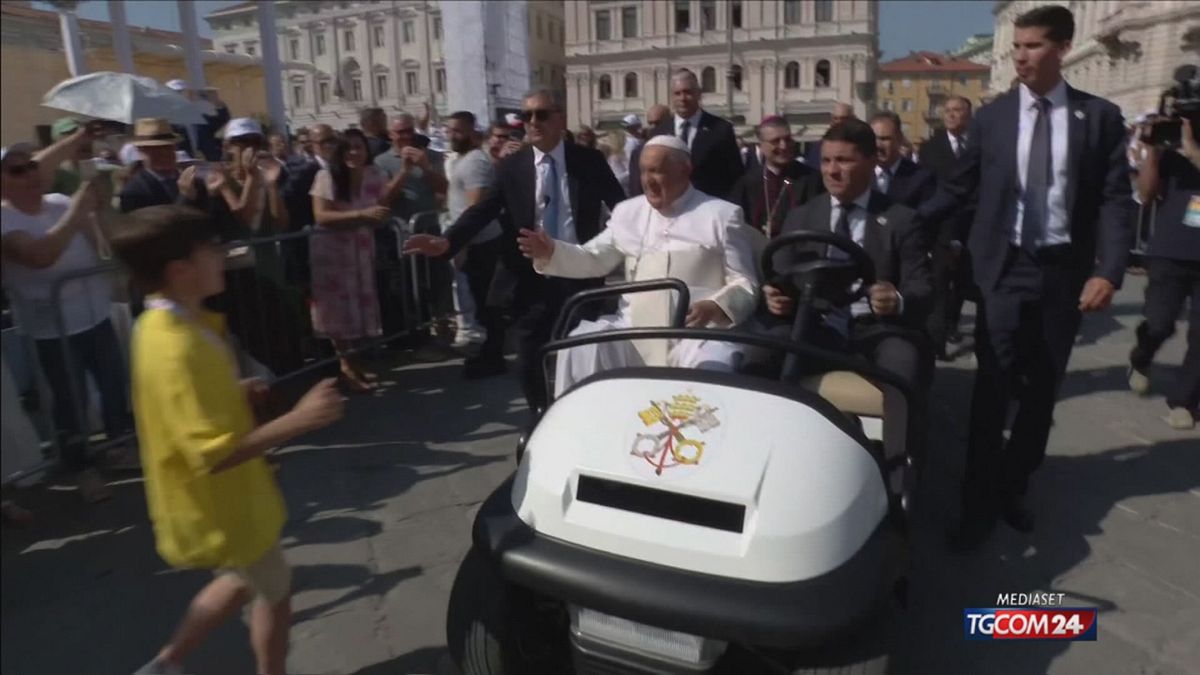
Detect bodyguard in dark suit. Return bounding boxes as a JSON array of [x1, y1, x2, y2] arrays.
[[727, 116, 823, 238], [403, 88, 626, 414], [760, 120, 933, 389], [632, 69, 741, 199], [919, 96, 977, 357], [870, 112, 938, 212], [923, 6, 1134, 550]]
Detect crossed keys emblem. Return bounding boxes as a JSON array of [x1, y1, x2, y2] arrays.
[[631, 393, 721, 476]]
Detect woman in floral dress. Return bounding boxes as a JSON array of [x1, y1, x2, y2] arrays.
[[309, 129, 393, 391]]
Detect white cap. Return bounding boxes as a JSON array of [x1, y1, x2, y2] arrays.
[[622, 113, 642, 128], [644, 135, 690, 156], [223, 117, 263, 139], [504, 112, 523, 128], [166, 79, 188, 92]]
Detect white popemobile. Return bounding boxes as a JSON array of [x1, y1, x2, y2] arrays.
[[447, 230, 919, 674]]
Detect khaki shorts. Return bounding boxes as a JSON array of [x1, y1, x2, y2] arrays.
[[216, 544, 291, 604]]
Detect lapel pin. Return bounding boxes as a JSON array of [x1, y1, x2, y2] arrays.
[[877, 215, 888, 226], [1074, 109, 1086, 120]]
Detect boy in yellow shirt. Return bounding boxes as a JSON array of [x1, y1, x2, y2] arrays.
[[112, 205, 343, 675]]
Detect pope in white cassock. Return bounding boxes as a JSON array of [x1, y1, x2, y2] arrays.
[[517, 136, 763, 395]]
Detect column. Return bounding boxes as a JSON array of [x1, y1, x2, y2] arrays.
[[107, 0, 135, 73], [257, 0, 288, 135], [363, 13, 377, 104], [176, 0, 207, 90], [391, 10, 402, 106], [306, 23, 320, 115], [332, 17, 343, 100], [764, 59, 778, 120], [52, 1, 87, 77]]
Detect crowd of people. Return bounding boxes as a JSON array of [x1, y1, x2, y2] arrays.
[[0, 3, 1195, 673]]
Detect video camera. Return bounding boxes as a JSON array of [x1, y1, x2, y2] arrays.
[[1143, 64, 1200, 148]]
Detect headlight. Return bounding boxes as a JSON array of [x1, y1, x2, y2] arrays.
[[569, 605, 727, 667]]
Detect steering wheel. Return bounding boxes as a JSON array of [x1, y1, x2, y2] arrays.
[[761, 230, 877, 312]]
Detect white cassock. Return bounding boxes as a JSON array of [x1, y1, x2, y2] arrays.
[[534, 186, 763, 396]]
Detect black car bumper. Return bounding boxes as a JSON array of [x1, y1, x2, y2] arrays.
[[473, 478, 902, 650]]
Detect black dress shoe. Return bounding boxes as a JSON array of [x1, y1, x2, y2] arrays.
[[1001, 497, 1035, 533], [946, 517, 996, 553], [936, 349, 953, 363], [463, 356, 508, 380], [946, 330, 964, 345]]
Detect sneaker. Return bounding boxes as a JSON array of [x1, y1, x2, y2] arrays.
[[1128, 366, 1150, 395], [1166, 407, 1196, 430], [76, 468, 113, 503], [452, 327, 486, 348], [133, 658, 185, 675]]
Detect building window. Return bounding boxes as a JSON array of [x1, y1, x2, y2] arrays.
[[315, 33, 326, 56], [376, 74, 387, 98], [403, 20, 415, 43], [815, 60, 831, 88], [902, 78, 912, 88], [624, 72, 638, 98], [224, 43, 237, 54], [351, 78, 363, 101], [885, 80, 894, 94], [784, 0, 801, 25], [245, 43, 257, 56], [701, 66, 716, 93], [289, 38, 299, 60], [882, 99, 893, 111], [536, 13, 544, 39], [815, 0, 833, 22], [344, 30, 355, 51], [374, 25, 385, 48], [730, 64, 743, 91], [598, 74, 612, 99], [902, 98, 913, 112], [292, 85, 304, 107], [675, 0, 690, 32], [319, 81, 330, 104], [405, 71, 419, 95], [595, 10, 611, 41], [622, 6, 637, 38], [731, 1, 743, 28], [434, 17, 442, 40], [700, 0, 717, 30], [435, 68, 446, 93], [784, 61, 800, 88]]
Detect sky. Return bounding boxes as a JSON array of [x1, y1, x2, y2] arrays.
[[33, 0, 999, 61]]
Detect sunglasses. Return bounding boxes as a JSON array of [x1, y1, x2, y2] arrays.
[[519, 109, 557, 123], [3, 160, 38, 177]]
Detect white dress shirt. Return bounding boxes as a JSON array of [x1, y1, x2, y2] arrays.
[[829, 190, 875, 318], [673, 109, 704, 149], [1014, 79, 1071, 247], [874, 159, 901, 195], [947, 130, 967, 157], [532, 140, 576, 243]]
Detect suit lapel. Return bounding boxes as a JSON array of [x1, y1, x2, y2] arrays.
[[690, 111, 713, 164], [564, 145, 581, 226], [1065, 86, 1086, 215], [863, 191, 887, 265], [516, 146, 536, 228], [999, 91, 1021, 199]]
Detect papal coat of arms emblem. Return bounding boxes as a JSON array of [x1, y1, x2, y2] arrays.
[[630, 393, 721, 476]]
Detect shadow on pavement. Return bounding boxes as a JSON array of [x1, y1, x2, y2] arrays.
[[0, 355, 519, 675]]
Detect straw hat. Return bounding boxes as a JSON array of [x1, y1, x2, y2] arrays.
[[131, 118, 181, 147]]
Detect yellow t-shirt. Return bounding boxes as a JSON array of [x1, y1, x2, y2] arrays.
[[131, 304, 286, 569]]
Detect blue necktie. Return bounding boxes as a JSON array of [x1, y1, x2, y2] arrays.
[[543, 155, 560, 238], [1022, 97, 1052, 253]]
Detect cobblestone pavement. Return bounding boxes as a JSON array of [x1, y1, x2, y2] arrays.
[[1, 275, 1196, 675]]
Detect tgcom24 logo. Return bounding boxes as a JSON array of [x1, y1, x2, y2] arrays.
[[964, 594, 1098, 641]]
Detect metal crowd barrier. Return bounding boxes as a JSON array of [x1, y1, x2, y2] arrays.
[[2, 210, 448, 486]]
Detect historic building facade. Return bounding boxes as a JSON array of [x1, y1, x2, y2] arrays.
[[990, 0, 1200, 118], [206, 0, 565, 128], [563, 0, 879, 141], [876, 51, 990, 142]]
